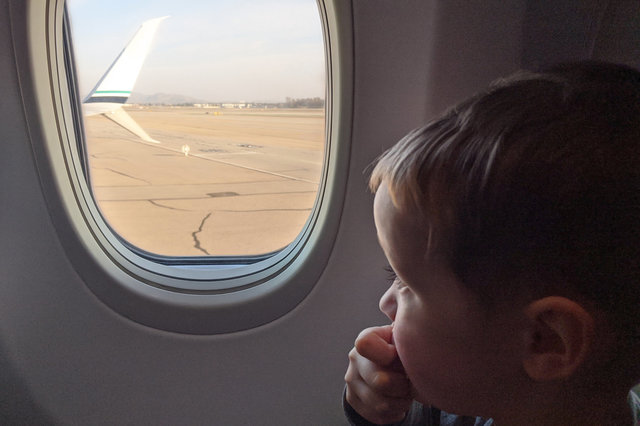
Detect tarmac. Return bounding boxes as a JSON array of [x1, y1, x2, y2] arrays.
[[85, 106, 325, 257]]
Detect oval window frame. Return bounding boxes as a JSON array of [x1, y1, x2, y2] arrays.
[[19, 0, 354, 334]]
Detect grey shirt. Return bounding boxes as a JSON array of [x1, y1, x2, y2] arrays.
[[344, 388, 640, 425], [343, 389, 492, 426]]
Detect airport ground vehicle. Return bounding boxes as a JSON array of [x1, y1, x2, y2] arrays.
[[1, 1, 638, 424]]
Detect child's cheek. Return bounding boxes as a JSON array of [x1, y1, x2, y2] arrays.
[[392, 318, 429, 394], [390, 322, 414, 373]]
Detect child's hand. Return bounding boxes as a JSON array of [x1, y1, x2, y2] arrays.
[[345, 325, 414, 424]]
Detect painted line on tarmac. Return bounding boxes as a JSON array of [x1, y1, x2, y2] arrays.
[[137, 139, 320, 185]]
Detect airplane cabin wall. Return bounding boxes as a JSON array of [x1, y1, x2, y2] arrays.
[[1, 0, 638, 424]]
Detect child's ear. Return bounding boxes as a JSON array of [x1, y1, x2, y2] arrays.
[[522, 296, 594, 381]]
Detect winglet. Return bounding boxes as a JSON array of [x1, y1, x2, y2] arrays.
[[84, 16, 168, 108], [83, 17, 168, 143]]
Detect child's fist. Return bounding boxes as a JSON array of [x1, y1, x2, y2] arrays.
[[344, 325, 413, 424]]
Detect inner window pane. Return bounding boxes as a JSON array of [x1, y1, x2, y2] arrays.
[[67, 0, 326, 257]]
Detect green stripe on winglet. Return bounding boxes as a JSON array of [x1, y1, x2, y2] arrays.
[[95, 91, 131, 94]]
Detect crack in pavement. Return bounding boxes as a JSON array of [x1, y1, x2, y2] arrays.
[[91, 190, 317, 202], [106, 168, 152, 185], [192, 212, 212, 255], [148, 200, 192, 211], [218, 208, 312, 213]]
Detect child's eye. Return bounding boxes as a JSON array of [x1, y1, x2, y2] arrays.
[[384, 265, 407, 289], [384, 265, 397, 284]]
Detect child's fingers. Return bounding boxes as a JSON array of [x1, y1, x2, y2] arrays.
[[345, 326, 414, 423], [346, 347, 411, 398], [345, 377, 412, 424], [354, 325, 398, 367], [357, 353, 412, 398]]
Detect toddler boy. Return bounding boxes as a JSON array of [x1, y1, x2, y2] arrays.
[[344, 61, 640, 425]]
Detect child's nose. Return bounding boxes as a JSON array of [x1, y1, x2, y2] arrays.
[[379, 286, 397, 321]]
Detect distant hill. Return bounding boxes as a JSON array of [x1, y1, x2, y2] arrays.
[[127, 92, 208, 105]]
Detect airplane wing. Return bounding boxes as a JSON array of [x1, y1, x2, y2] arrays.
[[83, 16, 168, 143], [102, 108, 160, 144]]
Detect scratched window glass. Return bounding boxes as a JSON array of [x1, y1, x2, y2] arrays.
[[67, 0, 325, 256]]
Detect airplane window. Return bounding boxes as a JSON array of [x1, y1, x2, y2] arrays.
[[26, 0, 346, 332], [66, 0, 326, 258]]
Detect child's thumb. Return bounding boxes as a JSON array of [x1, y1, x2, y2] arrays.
[[355, 325, 397, 366]]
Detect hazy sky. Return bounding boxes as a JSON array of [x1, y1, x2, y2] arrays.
[[67, 0, 325, 102]]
